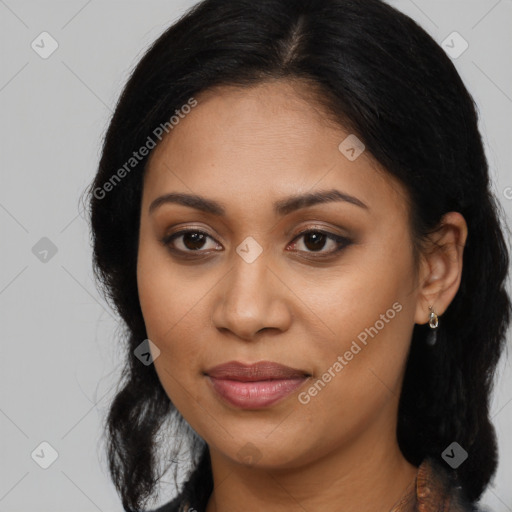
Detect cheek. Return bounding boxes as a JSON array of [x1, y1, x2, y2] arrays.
[[297, 294, 413, 448], [304, 238, 415, 346], [137, 257, 208, 411], [305, 240, 416, 398], [137, 225, 196, 330], [136, 236, 206, 366]]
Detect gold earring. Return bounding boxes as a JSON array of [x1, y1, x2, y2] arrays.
[[426, 306, 439, 346], [428, 306, 439, 329]]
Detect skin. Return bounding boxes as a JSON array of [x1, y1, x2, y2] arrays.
[[136, 79, 468, 512]]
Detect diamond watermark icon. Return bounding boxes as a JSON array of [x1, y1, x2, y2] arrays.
[[442, 441, 468, 469], [236, 236, 263, 263], [32, 237, 58, 263], [338, 134, 365, 161], [236, 442, 262, 466], [31, 32, 59, 59], [441, 32, 469, 60], [31, 441, 59, 469], [134, 338, 161, 365]]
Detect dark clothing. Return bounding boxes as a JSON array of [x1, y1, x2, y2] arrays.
[[147, 453, 484, 512]]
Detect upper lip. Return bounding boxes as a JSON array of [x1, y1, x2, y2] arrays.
[[205, 361, 310, 381]]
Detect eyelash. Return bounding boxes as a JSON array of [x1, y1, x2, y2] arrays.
[[160, 228, 352, 259]]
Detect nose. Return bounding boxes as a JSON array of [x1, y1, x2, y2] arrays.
[[210, 253, 293, 341]]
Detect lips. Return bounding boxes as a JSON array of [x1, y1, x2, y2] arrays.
[[205, 361, 311, 409], [206, 360, 309, 381]]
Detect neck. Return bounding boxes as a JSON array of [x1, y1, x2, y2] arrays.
[[204, 417, 418, 512]]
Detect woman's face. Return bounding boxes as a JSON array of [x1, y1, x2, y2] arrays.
[[137, 80, 423, 469]]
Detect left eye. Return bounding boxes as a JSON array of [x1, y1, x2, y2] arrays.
[[161, 229, 351, 256], [288, 229, 351, 254]]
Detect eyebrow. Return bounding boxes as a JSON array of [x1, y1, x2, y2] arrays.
[[148, 189, 369, 216]]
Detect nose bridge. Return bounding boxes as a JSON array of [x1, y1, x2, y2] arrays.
[[232, 251, 269, 298], [211, 248, 290, 339]]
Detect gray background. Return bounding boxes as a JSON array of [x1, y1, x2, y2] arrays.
[[0, 0, 511, 511]]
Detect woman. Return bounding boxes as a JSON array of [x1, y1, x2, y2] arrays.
[[86, 0, 511, 511]]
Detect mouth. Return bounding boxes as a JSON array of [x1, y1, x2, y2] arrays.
[[204, 360, 311, 409]]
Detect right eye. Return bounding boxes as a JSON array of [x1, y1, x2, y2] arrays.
[[160, 229, 223, 255]]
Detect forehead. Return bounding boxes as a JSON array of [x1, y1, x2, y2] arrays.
[[142, 80, 408, 219]]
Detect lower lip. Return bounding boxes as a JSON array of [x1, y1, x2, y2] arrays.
[[207, 376, 308, 409]]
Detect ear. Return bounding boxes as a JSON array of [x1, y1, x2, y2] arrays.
[[414, 212, 468, 325]]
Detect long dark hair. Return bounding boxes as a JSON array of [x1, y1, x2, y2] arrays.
[[85, 0, 512, 510]]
